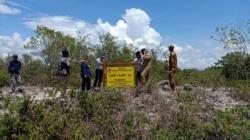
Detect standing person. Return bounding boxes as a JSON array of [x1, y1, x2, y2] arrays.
[[168, 45, 177, 91], [59, 49, 71, 77], [8, 54, 22, 93], [141, 49, 152, 85], [80, 55, 92, 91], [134, 51, 143, 85], [93, 55, 105, 90]]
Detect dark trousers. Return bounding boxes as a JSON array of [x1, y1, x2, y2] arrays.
[[136, 71, 142, 85], [93, 69, 103, 87], [82, 77, 91, 91]]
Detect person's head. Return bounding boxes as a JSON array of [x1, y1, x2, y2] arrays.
[[13, 54, 18, 60], [135, 51, 141, 59], [168, 45, 175, 52], [141, 48, 146, 55], [62, 49, 69, 58], [81, 55, 88, 61], [100, 54, 106, 62], [101, 56, 105, 62]]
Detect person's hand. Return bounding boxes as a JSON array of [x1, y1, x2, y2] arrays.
[[141, 71, 145, 76]]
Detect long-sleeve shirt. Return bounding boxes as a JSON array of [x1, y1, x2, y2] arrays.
[[169, 51, 177, 72], [80, 61, 92, 78], [142, 53, 152, 72], [8, 60, 21, 74]]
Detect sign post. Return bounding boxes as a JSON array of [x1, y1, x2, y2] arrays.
[[104, 63, 136, 88]]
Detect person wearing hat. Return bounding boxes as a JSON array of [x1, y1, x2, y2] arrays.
[[8, 54, 22, 93], [80, 55, 92, 91], [93, 54, 106, 90], [168, 45, 177, 91], [141, 49, 152, 85]]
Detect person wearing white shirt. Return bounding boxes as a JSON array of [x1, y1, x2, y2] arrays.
[[93, 55, 106, 89]]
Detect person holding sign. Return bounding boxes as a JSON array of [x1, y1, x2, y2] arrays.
[[134, 51, 143, 85], [168, 45, 177, 91], [93, 55, 106, 90], [141, 49, 152, 85], [80, 55, 92, 91]]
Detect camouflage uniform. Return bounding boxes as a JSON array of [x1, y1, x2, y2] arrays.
[[141, 52, 152, 85], [169, 51, 177, 90]]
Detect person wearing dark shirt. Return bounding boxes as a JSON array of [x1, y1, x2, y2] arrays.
[[80, 55, 92, 91], [8, 54, 22, 92], [134, 51, 143, 85]]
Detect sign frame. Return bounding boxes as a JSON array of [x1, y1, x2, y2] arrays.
[[103, 63, 136, 88]]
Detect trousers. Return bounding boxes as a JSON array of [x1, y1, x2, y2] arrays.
[[82, 76, 91, 91], [93, 69, 103, 87], [169, 72, 176, 90]]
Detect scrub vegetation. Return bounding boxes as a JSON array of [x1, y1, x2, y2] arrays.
[[0, 22, 250, 139]]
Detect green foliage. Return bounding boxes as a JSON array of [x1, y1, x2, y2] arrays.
[[177, 92, 196, 103], [177, 67, 225, 87], [206, 107, 250, 139], [122, 111, 148, 139], [0, 69, 8, 87], [0, 91, 124, 139], [152, 103, 250, 140], [24, 26, 88, 81], [217, 52, 250, 80]]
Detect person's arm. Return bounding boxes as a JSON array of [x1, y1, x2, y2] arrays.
[[8, 61, 11, 74], [170, 54, 177, 72], [87, 65, 92, 77], [80, 62, 84, 77], [144, 60, 152, 72], [19, 61, 22, 71]]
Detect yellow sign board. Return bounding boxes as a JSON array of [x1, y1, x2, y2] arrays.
[[105, 64, 135, 88]]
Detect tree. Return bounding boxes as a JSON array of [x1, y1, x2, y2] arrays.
[[217, 52, 250, 80], [24, 26, 88, 80], [212, 20, 250, 80], [212, 20, 250, 53]]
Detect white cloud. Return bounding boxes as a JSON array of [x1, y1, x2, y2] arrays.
[[0, 8, 226, 69], [24, 8, 161, 49], [0, 33, 30, 57], [0, 0, 21, 14]]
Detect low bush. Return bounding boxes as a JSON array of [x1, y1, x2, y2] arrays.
[[0, 69, 8, 87]]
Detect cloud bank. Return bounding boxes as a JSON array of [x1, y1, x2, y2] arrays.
[[0, 8, 226, 69], [0, 0, 21, 14], [24, 8, 161, 49], [0, 33, 30, 57]]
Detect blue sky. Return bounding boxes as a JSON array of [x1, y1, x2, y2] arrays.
[[0, 0, 250, 69]]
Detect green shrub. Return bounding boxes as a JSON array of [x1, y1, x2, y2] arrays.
[[0, 69, 8, 87], [177, 68, 226, 87], [122, 111, 149, 139]]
